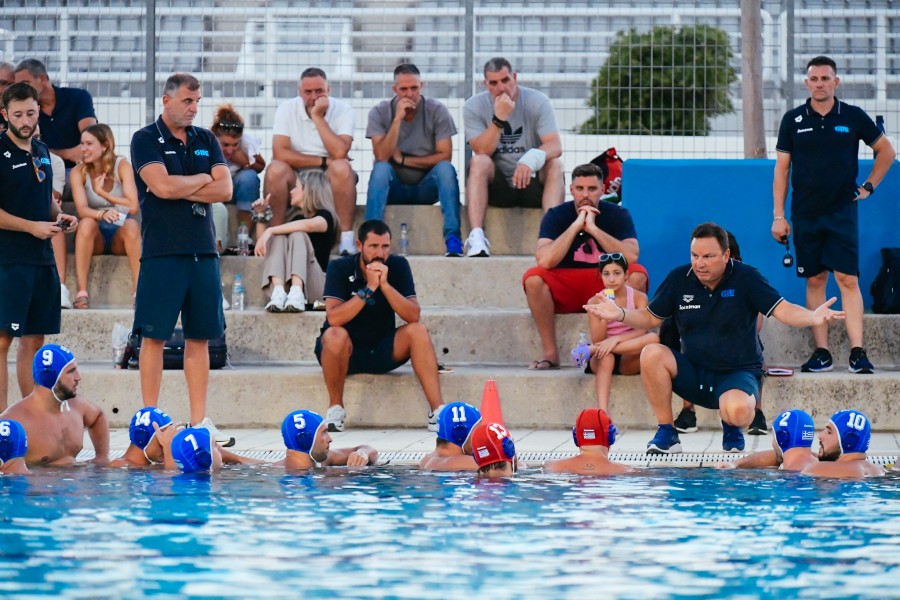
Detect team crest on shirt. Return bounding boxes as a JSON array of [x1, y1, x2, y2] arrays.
[[2, 151, 9, 158], [798, 267, 804, 274], [11, 324, 19, 331], [682, 295, 694, 303], [794, 115, 803, 123]]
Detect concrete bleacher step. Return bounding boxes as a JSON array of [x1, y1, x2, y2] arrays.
[[15, 363, 900, 431]]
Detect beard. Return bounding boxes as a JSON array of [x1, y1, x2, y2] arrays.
[[362, 256, 385, 267], [818, 446, 841, 462], [53, 381, 77, 401], [7, 121, 34, 141], [310, 447, 329, 463]]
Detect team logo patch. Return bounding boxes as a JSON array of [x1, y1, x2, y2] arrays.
[[802, 430, 814, 441], [798, 267, 805, 274], [834, 125, 850, 133], [583, 429, 596, 440], [11, 324, 19, 331], [682, 295, 694, 303], [721, 289, 735, 298], [3, 151, 10, 158], [477, 447, 490, 459], [794, 115, 803, 123], [194, 149, 210, 157]]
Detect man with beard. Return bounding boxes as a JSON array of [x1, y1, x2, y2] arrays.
[[802, 409, 884, 478], [0, 344, 108, 467], [276, 410, 378, 469], [713, 409, 818, 471], [0, 83, 78, 412], [315, 219, 445, 432]]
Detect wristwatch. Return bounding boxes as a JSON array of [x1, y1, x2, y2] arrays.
[[862, 181, 874, 194], [356, 287, 374, 301], [491, 114, 508, 129], [321, 156, 328, 169]]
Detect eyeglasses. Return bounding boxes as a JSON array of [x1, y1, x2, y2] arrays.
[[32, 157, 46, 183], [217, 122, 243, 135], [599, 252, 625, 264]]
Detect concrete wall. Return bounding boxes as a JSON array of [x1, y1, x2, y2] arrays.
[[625, 159, 899, 309]]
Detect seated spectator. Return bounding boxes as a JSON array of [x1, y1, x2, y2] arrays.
[[463, 57, 564, 257], [254, 170, 339, 313], [584, 254, 658, 413], [210, 103, 265, 242], [364, 63, 462, 256], [265, 67, 357, 255], [802, 410, 884, 478], [0, 418, 30, 475], [69, 124, 140, 308], [714, 409, 817, 471], [523, 163, 647, 370], [276, 410, 378, 469], [33, 124, 71, 309], [543, 408, 632, 475], [419, 401, 481, 471], [470, 421, 516, 478]]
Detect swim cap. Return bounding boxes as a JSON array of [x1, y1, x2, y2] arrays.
[[171, 428, 214, 473], [470, 422, 516, 468], [772, 409, 815, 453], [436, 402, 481, 447], [281, 410, 325, 454], [32, 344, 76, 390], [0, 419, 27, 465], [572, 408, 617, 448], [828, 409, 871, 455], [129, 407, 173, 450]]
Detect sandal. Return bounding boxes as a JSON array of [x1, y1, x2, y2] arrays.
[[528, 359, 560, 370], [73, 291, 89, 309]]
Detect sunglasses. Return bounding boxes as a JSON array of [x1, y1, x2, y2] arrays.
[[217, 122, 244, 134], [599, 252, 625, 264], [32, 157, 46, 183]]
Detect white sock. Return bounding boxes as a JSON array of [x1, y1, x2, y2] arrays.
[[470, 227, 484, 238], [341, 230, 354, 246]]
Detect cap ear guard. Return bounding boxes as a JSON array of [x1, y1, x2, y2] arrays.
[[607, 424, 617, 447], [841, 429, 860, 454], [132, 427, 151, 449], [501, 436, 516, 459], [0, 437, 13, 463], [775, 428, 789, 451], [293, 429, 314, 454], [571, 426, 579, 448]]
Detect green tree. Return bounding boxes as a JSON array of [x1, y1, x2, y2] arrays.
[[580, 25, 737, 136]]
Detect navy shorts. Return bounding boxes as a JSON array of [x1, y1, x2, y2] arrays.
[[793, 202, 859, 277], [0, 264, 60, 337], [672, 351, 761, 410], [315, 329, 408, 375], [488, 174, 544, 208], [133, 255, 225, 340]]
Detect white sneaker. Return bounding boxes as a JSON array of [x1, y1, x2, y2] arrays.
[[338, 232, 355, 256], [427, 404, 444, 432], [222, 296, 231, 310], [194, 416, 235, 447], [326, 405, 346, 432], [465, 230, 491, 257], [266, 287, 287, 313], [284, 285, 306, 312], [60, 284, 73, 309]]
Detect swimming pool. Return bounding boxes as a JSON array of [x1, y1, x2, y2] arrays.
[[1, 466, 899, 598]]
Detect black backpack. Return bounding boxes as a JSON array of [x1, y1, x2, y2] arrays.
[[870, 248, 900, 314]]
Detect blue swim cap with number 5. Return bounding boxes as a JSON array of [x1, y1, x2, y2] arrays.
[[281, 410, 324, 454]]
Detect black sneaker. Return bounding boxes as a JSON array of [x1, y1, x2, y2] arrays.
[[800, 348, 833, 372], [848, 347, 874, 374], [673, 407, 698, 433], [748, 408, 768, 435]]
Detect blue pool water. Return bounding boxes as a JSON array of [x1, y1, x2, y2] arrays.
[[1, 466, 899, 599]]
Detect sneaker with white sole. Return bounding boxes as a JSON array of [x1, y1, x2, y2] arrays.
[[266, 287, 287, 313], [427, 404, 443, 432], [326, 404, 346, 432], [465, 230, 491, 257], [646, 424, 682, 454], [284, 285, 306, 312], [60, 284, 73, 309], [193, 416, 235, 448], [673, 407, 698, 433]]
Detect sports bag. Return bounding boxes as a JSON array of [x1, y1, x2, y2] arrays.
[[870, 247, 900, 314], [125, 328, 228, 369], [589, 147, 624, 202]]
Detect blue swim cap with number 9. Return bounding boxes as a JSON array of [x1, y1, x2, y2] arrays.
[[32, 344, 75, 389]]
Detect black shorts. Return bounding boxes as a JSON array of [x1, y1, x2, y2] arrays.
[[488, 174, 544, 208], [315, 329, 408, 375], [792, 202, 859, 277], [671, 351, 761, 410], [133, 255, 225, 340], [0, 264, 60, 337], [583, 353, 622, 375]]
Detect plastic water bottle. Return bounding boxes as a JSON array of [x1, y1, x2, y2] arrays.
[[399, 223, 409, 256], [237, 222, 250, 256], [231, 274, 245, 311], [572, 331, 592, 369]]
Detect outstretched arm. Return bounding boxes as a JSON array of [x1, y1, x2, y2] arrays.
[[771, 297, 845, 328]]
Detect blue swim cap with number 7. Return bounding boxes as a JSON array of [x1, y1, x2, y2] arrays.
[[171, 428, 214, 473]]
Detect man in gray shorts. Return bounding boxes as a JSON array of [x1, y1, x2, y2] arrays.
[[463, 57, 564, 257]]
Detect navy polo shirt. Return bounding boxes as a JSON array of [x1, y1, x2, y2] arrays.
[[321, 254, 416, 347], [538, 201, 637, 269], [648, 260, 783, 371], [131, 117, 226, 259], [776, 98, 882, 219], [38, 86, 96, 168], [0, 133, 54, 265]]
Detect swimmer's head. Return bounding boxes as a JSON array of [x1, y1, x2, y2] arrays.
[[436, 402, 482, 449], [470, 422, 516, 476], [171, 428, 215, 473], [32, 344, 78, 407], [572, 408, 617, 449], [821, 410, 871, 460], [0, 419, 27, 466], [771, 409, 815, 456], [129, 407, 173, 463], [281, 410, 329, 462]]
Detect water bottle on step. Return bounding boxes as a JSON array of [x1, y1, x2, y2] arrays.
[[572, 331, 591, 369], [399, 223, 409, 257], [232, 274, 245, 311], [237, 222, 250, 256]]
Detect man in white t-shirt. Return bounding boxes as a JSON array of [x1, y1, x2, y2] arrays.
[[265, 68, 357, 254]]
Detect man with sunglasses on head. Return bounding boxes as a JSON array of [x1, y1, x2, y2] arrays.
[[0, 83, 77, 413], [522, 163, 648, 370]]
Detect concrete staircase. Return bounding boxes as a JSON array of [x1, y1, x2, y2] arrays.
[[8, 205, 899, 431]]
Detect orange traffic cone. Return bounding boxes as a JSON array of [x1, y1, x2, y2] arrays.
[[480, 379, 504, 425]]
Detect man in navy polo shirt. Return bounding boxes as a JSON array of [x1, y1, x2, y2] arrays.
[[0, 83, 78, 412], [315, 219, 445, 432], [772, 55, 896, 375], [585, 222, 845, 454], [131, 73, 232, 444]]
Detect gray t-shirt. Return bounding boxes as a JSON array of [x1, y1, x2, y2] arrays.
[[463, 86, 558, 183], [367, 96, 457, 185]]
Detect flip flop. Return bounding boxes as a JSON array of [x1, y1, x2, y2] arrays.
[[528, 359, 560, 370], [73, 292, 89, 309]]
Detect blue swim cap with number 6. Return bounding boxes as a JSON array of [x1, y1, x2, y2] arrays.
[[829, 409, 871, 455], [0, 419, 27, 464], [171, 428, 214, 473]]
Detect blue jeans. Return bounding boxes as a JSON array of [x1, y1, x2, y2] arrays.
[[232, 168, 261, 211], [364, 161, 461, 241]]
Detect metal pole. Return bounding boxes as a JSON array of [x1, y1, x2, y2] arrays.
[[145, 0, 157, 125], [784, 0, 794, 112], [741, 0, 766, 157], [465, 0, 474, 98]]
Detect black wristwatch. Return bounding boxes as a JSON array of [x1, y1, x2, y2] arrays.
[[355, 287, 374, 301], [491, 114, 508, 129], [862, 181, 874, 194], [321, 156, 328, 169]]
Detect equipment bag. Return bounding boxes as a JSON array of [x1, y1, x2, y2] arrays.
[[125, 328, 228, 370], [870, 247, 900, 314], [589, 147, 624, 202]]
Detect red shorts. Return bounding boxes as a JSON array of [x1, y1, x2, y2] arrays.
[[522, 264, 650, 314]]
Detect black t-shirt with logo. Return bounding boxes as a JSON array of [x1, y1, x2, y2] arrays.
[[0, 134, 54, 265]]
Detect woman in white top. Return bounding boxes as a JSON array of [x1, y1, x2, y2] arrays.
[[70, 124, 140, 308]]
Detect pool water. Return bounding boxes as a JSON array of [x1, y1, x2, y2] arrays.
[[1, 466, 899, 599]]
